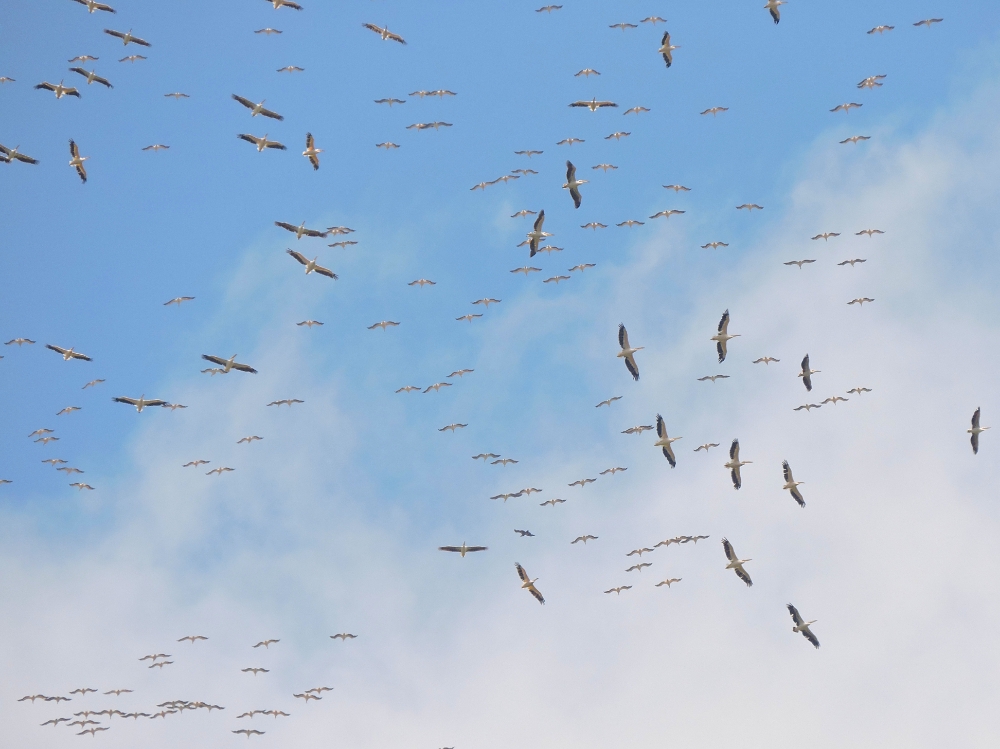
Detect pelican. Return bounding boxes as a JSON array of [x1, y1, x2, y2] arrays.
[[35, 80, 81, 98], [46, 344, 91, 361], [297, 320, 323, 327], [396, 385, 419, 393], [847, 387, 872, 395], [798, 354, 819, 391], [569, 263, 596, 272], [605, 131, 630, 141], [56, 466, 82, 475], [491, 492, 522, 502], [142, 144, 169, 151], [511, 266, 542, 276], [70, 482, 94, 490], [569, 535, 598, 546], [568, 478, 596, 487], [830, 102, 862, 113], [725, 439, 751, 489], [113, 395, 167, 412], [610, 22, 638, 31], [617, 323, 642, 380], [286, 249, 337, 278], [812, 232, 840, 241], [526, 210, 551, 256], [424, 382, 452, 392], [201, 354, 257, 373], [848, 297, 875, 306], [650, 209, 685, 219], [664, 184, 691, 192], [701, 106, 728, 116], [913, 18, 944, 28], [183, 460, 209, 468], [238, 133, 286, 152], [753, 356, 779, 364], [41, 457, 66, 464], [5, 337, 36, 345], [276, 221, 328, 239], [856, 228, 885, 237], [164, 92, 189, 98], [969, 407, 989, 454], [374, 97, 406, 107], [521, 487, 542, 496], [68, 140, 88, 182], [658, 31, 679, 67], [301, 133, 322, 169], [781, 460, 806, 507], [266, 398, 304, 407], [407, 121, 452, 131], [83, 379, 104, 388], [622, 425, 654, 435], [119, 55, 146, 62], [514, 529, 534, 537], [737, 203, 763, 211], [569, 98, 617, 111], [368, 320, 400, 330], [574, 68, 600, 77], [695, 443, 720, 452], [492, 458, 518, 467], [794, 403, 822, 411], [840, 135, 870, 144], [456, 313, 483, 322], [72, 0, 116, 12], [722, 538, 752, 586], [331, 632, 357, 640], [642, 15, 666, 23], [784, 259, 816, 268], [596, 396, 622, 407], [654, 413, 681, 467], [473, 453, 500, 461], [563, 161, 586, 208], [657, 578, 683, 588], [605, 586, 632, 594], [627, 547, 653, 557], [277, 65, 304, 73], [232, 94, 284, 120], [409, 278, 436, 287], [537, 5, 562, 12], [448, 369, 474, 377], [697, 374, 730, 382], [600, 466, 627, 475], [867, 25, 894, 34], [838, 258, 867, 266], [765, 0, 785, 23], [164, 296, 195, 306], [787, 604, 820, 648], [57, 406, 81, 416], [857, 75, 886, 89], [515, 149, 544, 156], [591, 165, 617, 173], [363, 23, 406, 44], [515, 563, 545, 604], [242, 667, 269, 675], [439, 543, 487, 557], [541, 498, 566, 506], [35, 436, 60, 444], [821, 396, 848, 405], [472, 298, 500, 308], [626, 563, 652, 573], [69, 68, 112, 87], [711, 309, 739, 363], [178, 634, 208, 643], [206, 466, 233, 476], [439, 423, 467, 432], [267, 0, 302, 8], [702, 241, 729, 249], [376, 142, 400, 149], [103, 28, 151, 46], [234, 729, 266, 737], [543, 275, 570, 285], [68, 55, 98, 62]]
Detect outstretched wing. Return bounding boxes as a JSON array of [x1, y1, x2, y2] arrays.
[[782, 460, 792, 483], [787, 603, 804, 626], [730, 439, 739, 460], [618, 323, 629, 351], [286, 249, 309, 265], [232, 94, 255, 110], [722, 537, 736, 562], [718, 309, 730, 334], [735, 566, 752, 587]]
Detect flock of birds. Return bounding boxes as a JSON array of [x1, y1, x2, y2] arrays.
[[1, 0, 970, 742]]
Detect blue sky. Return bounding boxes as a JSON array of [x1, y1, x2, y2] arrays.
[[3, 1, 1000, 747]]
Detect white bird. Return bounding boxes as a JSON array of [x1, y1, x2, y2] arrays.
[[69, 67, 113, 88], [722, 538, 753, 587], [302, 133, 322, 170], [650, 209, 685, 219], [515, 563, 544, 604], [527, 210, 551, 257], [847, 387, 872, 395], [654, 414, 681, 467], [694, 443, 719, 452], [605, 586, 632, 595], [784, 259, 816, 269], [112, 395, 167, 412], [409, 278, 436, 287], [569, 98, 617, 112], [711, 309, 739, 363], [798, 354, 819, 391], [563, 161, 586, 208], [848, 297, 875, 306], [45, 344, 92, 361], [781, 461, 805, 507], [596, 396, 622, 408], [655, 578, 682, 588], [368, 320, 400, 330], [764, 0, 785, 24], [821, 396, 849, 405], [697, 374, 730, 382], [830, 103, 862, 113], [439, 423, 467, 433], [787, 604, 820, 648], [201, 354, 257, 373], [793, 403, 822, 412], [838, 258, 867, 266], [658, 31, 679, 67], [362, 22, 406, 44], [753, 356, 779, 365], [286, 249, 337, 278], [232, 94, 284, 120], [68, 140, 88, 183], [164, 296, 195, 306], [104, 28, 151, 46], [35, 80, 81, 98], [969, 407, 989, 455], [617, 324, 642, 380], [724, 439, 751, 489], [237, 133, 286, 152], [71, 0, 116, 12], [438, 543, 487, 557]]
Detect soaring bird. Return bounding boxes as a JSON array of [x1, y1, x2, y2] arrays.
[[142, 144, 169, 151], [164, 92, 189, 99], [753, 356, 779, 365], [812, 232, 840, 241], [46, 344, 91, 361], [626, 547, 653, 557], [641, 16, 666, 24], [838, 258, 867, 266], [331, 632, 357, 640], [233, 729, 266, 738], [514, 529, 535, 537], [72, 0, 116, 12], [793, 403, 822, 412], [232, 94, 283, 120], [514, 149, 544, 157], [605, 131, 630, 141], [238, 133, 286, 152], [456, 313, 483, 322], [409, 278, 436, 287], [765, 0, 785, 23], [617, 324, 642, 380], [438, 423, 467, 433], [913, 18, 944, 28], [70, 482, 95, 490], [662, 184, 690, 192], [857, 75, 887, 89], [969, 407, 989, 454], [848, 297, 875, 306], [697, 374, 730, 382], [511, 266, 542, 276], [556, 137, 584, 146], [363, 23, 406, 43], [406, 122, 452, 131], [439, 543, 487, 557], [702, 241, 729, 249], [286, 249, 337, 278], [574, 68, 599, 77], [700, 106, 728, 116], [537, 4, 562, 11], [736, 203, 763, 211], [267, 398, 304, 407], [448, 368, 475, 377], [368, 320, 400, 330], [658, 31, 679, 67], [610, 22, 638, 31], [527, 211, 552, 257], [277, 65, 304, 73], [782, 461, 805, 507], [376, 142, 400, 149], [276, 221, 327, 239], [543, 275, 570, 285], [569, 263, 596, 273], [374, 97, 406, 107], [572, 535, 598, 544], [563, 161, 586, 208], [694, 443, 720, 452], [237, 436, 262, 445], [103, 28, 151, 46], [297, 320, 323, 328], [267, 0, 302, 8], [626, 563, 652, 573], [798, 354, 819, 391], [722, 538, 752, 586], [787, 604, 820, 648], [83, 378, 104, 388], [118, 54, 147, 63], [242, 667, 269, 675], [113, 395, 167, 412], [569, 98, 617, 111], [725, 439, 751, 489], [654, 413, 681, 467], [856, 228, 885, 237], [600, 466, 627, 475], [57, 406, 81, 416], [784, 259, 816, 269], [491, 492, 522, 502], [867, 25, 894, 34], [67, 140, 88, 183], [830, 102, 862, 113], [472, 453, 500, 461], [201, 354, 257, 373], [515, 563, 545, 604], [821, 396, 848, 406], [650, 209, 685, 219], [69, 67, 113, 87], [5, 337, 36, 346], [605, 586, 632, 595], [424, 382, 451, 393], [183, 460, 209, 468], [596, 396, 622, 408], [712, 309, 739, 363], [622, 425, 654, 435], [395, 385, 419, 393], [302, 133, 322, 169], [847, 387, 872, 395], [840, 135, 871, 144], [35, 81, 81, 98], [472, 299, 500, 309], [164, 296, 195, 306], [591, 164, 617, 172], [492, 458, 518, 466]]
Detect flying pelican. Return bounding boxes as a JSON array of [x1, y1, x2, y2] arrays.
[[712, 309, 739, 363], [605, 131, 630, 141], [301, 133, 322, 169], [237, 436, 262, 445], [913, 18, 944, 28], [511, 266, 542, 276], [396, 385, 420, 393], [201, 354, 257, 373], [473, 453, 500, 461], [68, 55, 98, 62], [472, 298, 500, 308], [41, 458, 66, 465], [569, 263, 596, 272], [722, 538, 752, 586], [35, 436, 60, 444], [376, 142, 400, 149], [233, 729, 266, 738], [424, 382, 452, 392], [781, 461, 805, 507], [368, 320, 400, 330], [448, 369, 474, 377], [406, 122, 452, 131], [374, 98, 406, 107], [70, 482, 94, 490], [439, 543, 487, 557], [543, 275, 570, 285], [794, 403, 822, 411], [765, 0, 785, 23], [798, 354, 819, 391], [238, 133, 286, 152], [812, 232, 840, 241], [563, 161, 586, 208], [622, 425, 654, 435], [164, 296, 195, 306], [515, 563, 545, 604], [83, 379, 104, 388], [627, 547, 653, 557], [856, 229, 885, 237], [267, 398, 304, 407], [650, 209, 685, 219], [701, 106, 728, 116], [821, 396, 848, 405], [456, 313, 483, 322], [840, 135, 871, 144], [663, 184, 691, 192], [492, 458, 518, 466], [596, 396, 622, 407], [694, 443, 720, 452], [69, 68, 113, 87], [540, 498, 566, 506], [164, 92, 189, 99], [784, 259, 816, 269], [591, 164, 617, 172], [574, 68, 600, 77], [848, 297, 875, 306], [142, 144, 169, 151], [35, 80, 81, 98], [113, 395, 167, 412], [514, 529, 534, 537], [787, 604, 820, 648], [656, 578, 682, 587], [969, 407, 989, 454], [569, 98, 617, 111], [178, 634, 208, 643], [599, 466, 627, 475], [753, 356, 779, 365], [439, 423, 467, 433], [725, 439, 751, 489], [737, 203, 763, 211], [491, 492, 522, 502], [183, 460, 209, 467], [297, 320, 323, 327], [331, 632, 357, 640], [5, 337, 36, 345], [556, 137, 585, 146], [267, 0, 302, 9], [242, 667, 269, 675], [857, 75, 887, 89], [286, 249, 337, 278], [830, 102, 862, 113], [838, 258, 867, 266], [520, 487, 543, 496], [702, 241, 729, 249], [610, 22, 638, 31], [363, 23, 406, 44], [57, 406, 81, 416], [103, 28, 151, 46], [847, 387, 872, 395], [642, 15, 666, 24], [867, 25, 894, 34], [72, 0, 116, 12], [658, 31, 678, 66], [697, 374, 730, 382], [58, 468, 84, 475], [605, 586, 632, 594], [527, 210, 551, 256], [617, 324, 642, 380], [232, 94, 284, 120], [409, 278, 436, 287], [537, 5, 562, 12], [654, 413, 681, 467], [277, 65, 304, 73], [46, 344, 92, 361], [626, 563, 652, 573], [568, 478, 596, 487], [515, 149, 544, 157], [68, 140, 88, 182]]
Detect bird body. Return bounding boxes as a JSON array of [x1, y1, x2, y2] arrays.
[[799, 354, 820, 391], [722, 538, 752, 586], [711, 309, 739, 363], [724, 439, 751, 489], [515, 563, 544, 604], [617, 324, 642, 380], [113, 395, 167, 412], [68, 140, 88, 183], [654, 414, 681, 467], [658, 31, 679, 67], [787, 604, 820, 647], [563, 161, 586, 208], [782, 461, 805, 507], [439, 543, 487, 557]]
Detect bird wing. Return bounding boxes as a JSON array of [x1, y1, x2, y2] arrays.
[[663, 442, 676, 468], [113, 397, 138, 405], [730, 465, 741, 489], [803, 372, 812, 391], [972, 431, 980, 454], [972, 407, 981, 429], [790, 485, 805, 507], [734, 566, 752, 587], [565, 160, 576, 183], [787, 603, 804, 626], [314, 265, 338, 279], [528, 585, 545, 604], [569, 185, 582, 209], [286, 249, 308, 265], [782, 460, 792, 482], [618, 323, 629, 350], [232, 94, 256, 110], [259, 106, 284, 120], [623, 353, 639, 380], [803, 628, 820, 648], [722, 537, 735, 561], [231, 362, 258, 374], [46, 344, 68, 355], [103, 29, 125, 40], [655, 413, 666, 440], [717, 309, 730, 334], [201, 354, 228, 367]]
